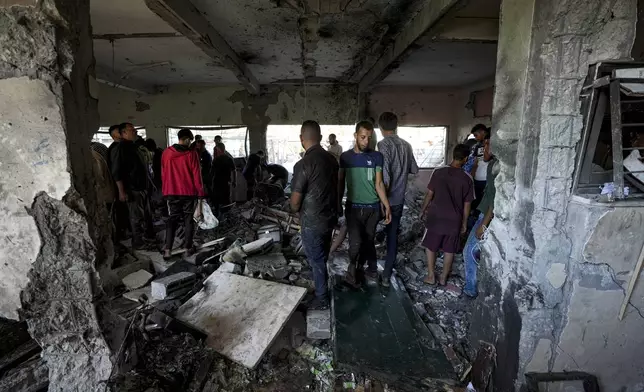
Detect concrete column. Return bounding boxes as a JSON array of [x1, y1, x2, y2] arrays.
[[474, 0, 638, 390], [248, 124, 267, 154], [147, 124, 169, 147], [0, 1, 117, 390]]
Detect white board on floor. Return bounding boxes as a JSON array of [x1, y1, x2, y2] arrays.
[[176, 270, 307, 368]]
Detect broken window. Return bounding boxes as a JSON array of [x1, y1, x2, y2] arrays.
[[265, 124, 447, 174], [167, 126, 248, 156], [92, 126, 146, 147], [574, 62, 644, 199]]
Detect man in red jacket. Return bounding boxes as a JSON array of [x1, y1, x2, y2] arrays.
[[161, 128, 206, 259]]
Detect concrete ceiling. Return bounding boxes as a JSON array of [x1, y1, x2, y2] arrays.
[[381, 41, 498, 87], [90, 0, 500, 92]]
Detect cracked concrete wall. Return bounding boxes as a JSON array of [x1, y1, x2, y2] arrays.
[[98, 84, 359, 151], [0, 1, 118, 390], [474, 0, 640, 390]]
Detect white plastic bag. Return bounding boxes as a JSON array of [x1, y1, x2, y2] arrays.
[[195, 201, 219, 230]]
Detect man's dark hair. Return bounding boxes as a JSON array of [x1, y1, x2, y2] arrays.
[[378, 112, 398, 132], [257, 150, 264, 156], [355, 120, 374, 133], [195, 134, 203, 141], [118, 122, 133, 135], [108, 124, 119, 134], [301, 120, 321, 140], [453, 144, 471, 161], [471, 124, 491, 139], [329, 133, 336, 139], [145, 138, 157, 151], [195, 139, 206, 147], [214, 135, 222, 142], [216, 142, 226, 151], [177, 128, 194, 141]]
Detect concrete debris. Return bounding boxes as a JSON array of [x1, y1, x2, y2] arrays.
[[113, 256, 153, 279], [0, 358, 48, 392], [242, 237, 274, 255], [218, 262, 243, 275], [306, 309, 332, 340], [122, 286, 159, 304], [246, 252, 288, 275], [270, 265, 290, 280], [151, 272, 197, 300], [176, 271, 307, 368], [122, 269, 154, 290]]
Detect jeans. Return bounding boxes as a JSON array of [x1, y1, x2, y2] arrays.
[[463, 213, 484, 297], [300, 226, 333, 299], [346, 206, 381, 283], [165, 199, 197, 251], [383, 204, 404, 278]]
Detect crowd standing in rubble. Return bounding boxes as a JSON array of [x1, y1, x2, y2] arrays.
[[95, 116, 495, 310]]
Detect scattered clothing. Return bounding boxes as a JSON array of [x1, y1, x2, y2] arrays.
[[327, 143, 343, 161]]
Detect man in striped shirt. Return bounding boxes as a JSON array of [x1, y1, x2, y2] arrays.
[[377, 112, 419, 286]]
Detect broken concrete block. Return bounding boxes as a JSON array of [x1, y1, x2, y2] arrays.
[[242, 237, 274, 255], [121, 269, 153, 290], [306, 309, 331, 339], [135, 250, 172, 274], [270, 265, 290, 280], [288, 261, 303, 273], [405, 266, 419, 281], [246, 252, 288, 274], [151, 272, 196, 300], [288, 273, 299, 283], [427, 323, 448, 344], [176, 271, 306, 368], [218, 262, 243, 275], [122, 286, 160, 304], [113, 257, 153, 279]]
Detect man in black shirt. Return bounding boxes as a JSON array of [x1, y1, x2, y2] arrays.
[[110, 123, 154, 249], [290, 120, 339, 309], [243, 152, 262, 200], [211, 143, 236, 216]]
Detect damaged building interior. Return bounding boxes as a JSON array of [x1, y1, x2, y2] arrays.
[[3, 0, 644, 391]]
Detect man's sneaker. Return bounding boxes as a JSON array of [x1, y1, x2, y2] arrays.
[[308, 297, 330, 310]]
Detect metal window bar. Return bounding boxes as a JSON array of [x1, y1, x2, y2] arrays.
[[574, 62, 644, 197]]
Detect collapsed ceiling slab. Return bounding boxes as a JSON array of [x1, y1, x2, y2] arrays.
[[145, 0, 261, 94]]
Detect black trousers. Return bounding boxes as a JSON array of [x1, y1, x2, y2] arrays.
[[211, 180, 230, 216], [346, 206, 381, 284], [127, 190, 154, 247], [165, 199, 197, 251]]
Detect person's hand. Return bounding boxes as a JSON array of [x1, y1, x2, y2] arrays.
[[475, 224, 486, 240], [119, 190, 128, 202], [384, 206, 392, 225], [461, 223, 467, 235]]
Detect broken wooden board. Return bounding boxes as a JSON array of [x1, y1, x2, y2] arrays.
[[176, 271, 307, 368]]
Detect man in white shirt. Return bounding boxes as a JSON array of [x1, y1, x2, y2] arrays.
[[469, 124, 492, 212], [327, 133, 342, 161]]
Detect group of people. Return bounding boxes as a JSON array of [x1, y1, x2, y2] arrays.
[[90, 124, 238, 260], [289, 115, 496, 310]]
